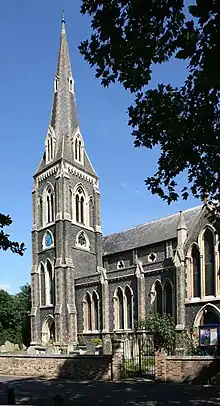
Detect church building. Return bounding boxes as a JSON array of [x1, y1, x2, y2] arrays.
[[30, 16, 220, 346]]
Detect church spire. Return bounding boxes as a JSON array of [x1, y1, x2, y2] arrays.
[[35, 15, 97, 177], [50, 14, 79, 140]]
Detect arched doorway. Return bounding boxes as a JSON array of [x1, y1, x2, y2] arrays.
[[194, 304, 220, 328], [42, 315, 55, 345]]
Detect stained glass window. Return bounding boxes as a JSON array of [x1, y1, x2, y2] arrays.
[[45, 231, 53, 248]]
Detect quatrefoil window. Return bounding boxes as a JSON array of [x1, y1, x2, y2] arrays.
[[117, 260, 125, 269], [148, 253, 157, 263]]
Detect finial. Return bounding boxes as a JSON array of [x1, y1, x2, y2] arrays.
[[177, 210, 187, 231], [61, 9, 65, 24]]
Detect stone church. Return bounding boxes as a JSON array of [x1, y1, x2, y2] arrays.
[[30, 16, 220, 346]]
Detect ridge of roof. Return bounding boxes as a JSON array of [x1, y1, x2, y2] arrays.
[[103, 205, 202, 239]]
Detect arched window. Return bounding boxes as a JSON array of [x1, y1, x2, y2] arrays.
[[92, 292, 99, 330], [84, 293, 92, 331], [46, 135, 54, 162], [69, 188, 73, 220], [204, 229, 215, 296], [74, 139, 78, 161], [39, 196, 43, 227], [78, 140, 81, 162], [76, 194, 80, 222], [125, 286, 132, 329], [75, 187, 85, 224], [114, 288, 124, 330], [40, 263, 46, 306], [192, 245, 201, 298], [73, 136, 83, 164], [89, 197, 94, 228], [164, 280, 173, 317], [46, 187, 55, 224], [155, 281, 162, 315], [46, 260, 54, 305], [80, 196, 84, 224]]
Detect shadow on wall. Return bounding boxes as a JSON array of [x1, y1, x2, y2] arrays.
[[185, 357, 220, 385], [56, 339, 122, 381]]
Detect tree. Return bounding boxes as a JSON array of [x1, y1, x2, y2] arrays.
[[0, 284, 31, 346], [135, 314, 176, 353], [16, 284, 31, 347], [79, 0, 220, 206], [0, 213, 25, 255], [0, 290, 23, 345]]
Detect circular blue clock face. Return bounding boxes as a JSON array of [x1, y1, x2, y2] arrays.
[[45, 231, 53, 247]]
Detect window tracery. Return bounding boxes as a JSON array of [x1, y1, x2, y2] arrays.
[[83, 291, 99, 331]]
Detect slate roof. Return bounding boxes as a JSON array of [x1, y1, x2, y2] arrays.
[[103, 206, 202, 255], [35, 18, 97, 179]]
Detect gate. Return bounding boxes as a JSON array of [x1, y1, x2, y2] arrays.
[[122, 334, 155, 379]]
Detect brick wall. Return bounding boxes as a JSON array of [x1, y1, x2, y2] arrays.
[[0, 346, 124, 382], [155, 351, 220, 383], [0, 355, 112, 381]]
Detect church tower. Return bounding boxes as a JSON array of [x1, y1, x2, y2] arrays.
[[30, 15, 102, 346]]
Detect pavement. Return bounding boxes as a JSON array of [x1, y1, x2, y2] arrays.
[[0, 375, 220, 405]]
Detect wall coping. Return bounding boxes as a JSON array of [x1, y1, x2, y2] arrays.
[[166, 355, 218, 361], [0, 354, 112, 360]]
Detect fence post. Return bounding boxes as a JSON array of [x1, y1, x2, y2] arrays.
[[7, 387, 15, 405], [138, 338, 142, 376], [155, 350, 167, 381], [111, 340, 124, 380]]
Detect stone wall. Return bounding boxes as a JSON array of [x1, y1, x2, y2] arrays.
[[155, 351, 220, 383]]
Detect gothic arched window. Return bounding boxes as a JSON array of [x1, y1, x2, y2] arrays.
[[78, 140, 82, 162], [75, 187, 85, 224], [92, 291, 99, 330], [73, 136, 83, 164], [89, 197, 94, 228], [46, 134, 54, 163], [125, 286, 133, 329], [46, 187, 55, 224], [114, 287, 124, 330], [164, 280, 173, 317], [155, 281, 162, 315], [76, 194, 80, 222], [40, 263, 46, 306], [46, 260, 54, 305], [80, 195, 84, 224], [69, 188, 73, 220], [84, 293, 92, 331], [204, 229, 215, 296], [74, 139, 78, 161], [39, 196, 43, 227], [192, 245, 201, 298]]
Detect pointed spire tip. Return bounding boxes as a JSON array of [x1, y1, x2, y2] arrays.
[[61, 9, 65, 24]]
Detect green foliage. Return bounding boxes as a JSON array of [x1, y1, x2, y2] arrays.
[[0, 213, 25, 255], [79, 0, 220, 205], [15, 284, 31, 347], [91, 337, 102, 347], [136, 314, 176, 353], [0, 284, 31, 347]]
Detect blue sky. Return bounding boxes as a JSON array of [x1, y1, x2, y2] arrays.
[[0, 0, 199, 294]]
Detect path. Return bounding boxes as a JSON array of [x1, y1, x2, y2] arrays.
[[0, 376, 220, 405]]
